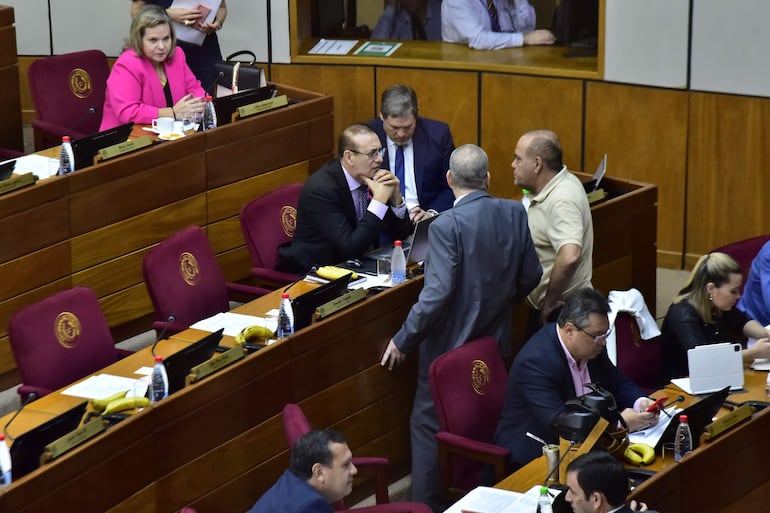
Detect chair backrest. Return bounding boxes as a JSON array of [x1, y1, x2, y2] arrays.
[[28, 50, 109, 139], [429, 336, 507, 490], [711, 234, 770, 295], [282, 403, 313, 447], [240, 183, 303, 270], [142, 226, 230, 329], [8, 287, 119, 397], [614, 312, 663, 394]]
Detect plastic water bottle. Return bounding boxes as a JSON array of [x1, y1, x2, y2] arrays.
[[537, 486, 553, 513], [150, 355, 169, 403], [202, 94, 217, 130], [277, 292, 294, 338], [0, 434, 11, 486], [674, 414, 693, 461], [57, 135, 75, 175], [391, 240, 407, 284], [521, 188, 532, 212]]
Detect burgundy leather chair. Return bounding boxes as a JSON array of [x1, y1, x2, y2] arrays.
[[28, 49, 110, 150], [281, 403, 392, 509], [142, 226, 270, 335], [614, 312, 663, 394], [240, 183, 304, 287], [712, 234, 770, 295], [428, 336, 509, 502], [0, 148, 23, 161], [8, 287, 132, 401]]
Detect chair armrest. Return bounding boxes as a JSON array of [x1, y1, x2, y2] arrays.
[[115, 348, 134, 360], [251, 267, 302, 288], [18, 384, 53, 402], [225, 281, 271, 303], [436, 431, 510, 500], [352, 456, 390, 504]]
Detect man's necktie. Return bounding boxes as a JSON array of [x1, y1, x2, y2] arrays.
[[357, 185, 369, 220], [486, 0, 501, 32], [395, 145, 406, 197]]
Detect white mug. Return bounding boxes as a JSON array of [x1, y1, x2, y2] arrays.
[[152, 117, 175, 135]]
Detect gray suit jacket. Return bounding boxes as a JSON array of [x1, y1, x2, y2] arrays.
[[392, 189, 542, 369]]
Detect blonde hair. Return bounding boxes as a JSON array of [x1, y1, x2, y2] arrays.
[[129, 4, 176, 61], [674, 252, 741, 322]]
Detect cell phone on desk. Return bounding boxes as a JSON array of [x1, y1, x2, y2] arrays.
[[645, 396, 668, 413]]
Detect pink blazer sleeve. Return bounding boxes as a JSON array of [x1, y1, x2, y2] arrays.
[[101, 47, 205, 129]]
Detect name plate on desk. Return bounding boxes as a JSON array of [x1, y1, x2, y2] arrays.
[[97, 136, 153, 163], [186, 345, 246, 386], [701, 403, 754, 443], [236, 95, 289, 119], [315, 288, 367, 320], [0, 172, 37, 196], [43, 419, 106, 462]]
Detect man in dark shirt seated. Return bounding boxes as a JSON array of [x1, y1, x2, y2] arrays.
[[278, 123, 411, 274], [246, 429, 356, 513], [494, 288, 658, 471]]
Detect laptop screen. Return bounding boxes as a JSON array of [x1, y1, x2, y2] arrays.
[[212, 85, 278, 125], [656, 386, 730, 451], [291, 274, 352, 331], [71, 122, 134, 170], [163, 328, 224, 395], [10, 401, 88, 480]]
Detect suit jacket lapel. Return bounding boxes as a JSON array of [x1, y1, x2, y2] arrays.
[[331, 160, 358, 224]]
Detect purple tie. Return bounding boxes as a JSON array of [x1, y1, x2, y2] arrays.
[[357, 185, 369, 220], [487, 0, 501, 32], [395, 145, 406, 197]]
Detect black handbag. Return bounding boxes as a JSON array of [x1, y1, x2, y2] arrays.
[[212, 50, 265, 97]]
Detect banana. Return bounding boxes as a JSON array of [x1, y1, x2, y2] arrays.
[[90, 390, 129, 412], [235, 325, 275, 344], [316, 266, 358, 281], [103, 396, 150, 415], [624, 443, 656, 466]]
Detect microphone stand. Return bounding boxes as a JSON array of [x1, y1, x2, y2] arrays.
[[4, 392, 39, 442], [151, 314, 176, 357]]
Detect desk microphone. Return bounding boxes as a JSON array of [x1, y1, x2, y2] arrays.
[[4, 392, 39, 442], [65, 106, 97, 137], [659, 395, 685, 418], [151, 314, 175, 357]]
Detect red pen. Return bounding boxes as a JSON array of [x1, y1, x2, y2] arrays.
[[645, 396, 668, 413]]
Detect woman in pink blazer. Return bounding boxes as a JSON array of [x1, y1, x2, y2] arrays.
[[100, 4, 206, 130]]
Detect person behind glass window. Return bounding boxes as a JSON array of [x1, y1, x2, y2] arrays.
[[372, 0, 442, 41]]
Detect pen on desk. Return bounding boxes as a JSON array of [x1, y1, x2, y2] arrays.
[[461, 510, 485, 513]]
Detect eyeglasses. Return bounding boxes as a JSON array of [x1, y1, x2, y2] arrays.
[[348, 147, 385, 160], [575, 325, 613, 344]]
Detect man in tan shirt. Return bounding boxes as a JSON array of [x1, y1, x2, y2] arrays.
[[512, 129, 593, 334]]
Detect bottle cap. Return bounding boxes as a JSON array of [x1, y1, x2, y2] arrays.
[[679, 414, 688, 423], [522, 188, 530, 194], [0, 434, 5, 442], [62, 136, 71, 142], [154, 355, 163, 363], [281, 292, 290, 299], [205, 94, 213, 101], [394, 240, 402, 247], [540, 486, 549, 494]]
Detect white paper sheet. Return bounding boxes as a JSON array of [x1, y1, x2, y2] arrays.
[[308, 39, 358, 55], [189, 311, 277, 337], [443, 485, 559, 513], [61, 373, 146, 400], [3, 154, 59, 179], [627, 406, 683, 446]]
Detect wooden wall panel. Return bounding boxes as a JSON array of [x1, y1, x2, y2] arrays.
[[686, 92, 770, 265], [0, 243, 70, 302], [271, 64, 376, 149], [480, 74, 583, 200], [0, 6, 23, 151], [71, 247, 148, 298], [70, 196, 206, 272], [0, 197, 69, 264], [98, 282, 153, 328], [375, 68, 479, 147], [585, 82, 688, 268]]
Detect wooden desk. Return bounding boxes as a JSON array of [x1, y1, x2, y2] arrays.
[[0, 279, 419, 513], [0, 83, 333, 388], [497, 370, 770, 513]]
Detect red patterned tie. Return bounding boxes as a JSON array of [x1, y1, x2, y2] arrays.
[[487, 0, 501, 32]]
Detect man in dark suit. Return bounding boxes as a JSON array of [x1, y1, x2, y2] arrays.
[[246, 429, 356, 513], [494, 288, 658, 472], [565, 450, 659, 513], [380, 144, 542, 511], [366, 84, 454, 222], [278, 123, 411, 274]]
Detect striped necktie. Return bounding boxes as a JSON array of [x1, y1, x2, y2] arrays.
[[357, 185, 369, 220], [487, 0, 501, 32], [394, 145, 406, 197]]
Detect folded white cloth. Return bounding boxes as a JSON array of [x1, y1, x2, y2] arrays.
[[606, 288, 661, 365]]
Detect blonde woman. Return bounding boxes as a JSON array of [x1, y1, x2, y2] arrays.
[[660, 252, 770, 382]]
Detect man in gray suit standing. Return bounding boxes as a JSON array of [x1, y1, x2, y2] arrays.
[[380, 144, 542, 511]]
